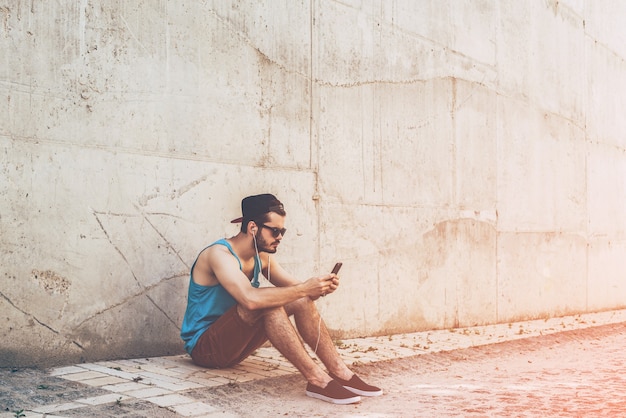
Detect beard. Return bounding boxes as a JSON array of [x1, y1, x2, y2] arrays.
[[254, 231, 279, 253]]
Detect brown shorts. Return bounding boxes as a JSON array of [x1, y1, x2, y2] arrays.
[[190, 304, 268, 368]]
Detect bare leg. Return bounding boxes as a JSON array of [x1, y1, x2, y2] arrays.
[[237, 304, 331, 387], [284, 297, 354, 381]]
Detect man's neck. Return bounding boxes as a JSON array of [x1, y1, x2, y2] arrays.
[[228, 233, 257, 262]]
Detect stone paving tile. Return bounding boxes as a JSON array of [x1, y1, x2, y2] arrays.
[[112, 359, 151, 368], [133, 363, 185, 377], [79, 363, 141, 380], [145, 393, 196, 407], [101, 381, 152, 393], [89, 365, 140, 378], [122, 386, 173, 399], [168, 401, 218, 417], [145, 377, 205, 391], [80, 376, 128, 387], [185, 375, 233, 387], [135, 370, 187, 383], [30, 402, 85, 414], [75, 393, 130, 406], [47, 366, 85, 377], [57, 370, 108, 381], [147, 356, 194, 369]]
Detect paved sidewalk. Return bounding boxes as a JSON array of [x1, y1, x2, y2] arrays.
[[1, 309, 625, 418]]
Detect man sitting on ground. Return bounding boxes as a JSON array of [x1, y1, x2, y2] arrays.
[[181, 193, 382, 404]]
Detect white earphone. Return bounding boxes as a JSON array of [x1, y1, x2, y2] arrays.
[[252, 228, 271, 284]]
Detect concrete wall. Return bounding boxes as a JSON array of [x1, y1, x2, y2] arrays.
[[1, 0, 625, 367]]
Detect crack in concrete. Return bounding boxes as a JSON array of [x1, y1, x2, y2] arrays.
[[84, 207, 187, 332], [207, 7, 307, 79], [0, 291, 84, 350], [138, 208, 190, 272], [0, 6, 9, 37], [0, 291, 58, 334], [146, 294, 180, 329], [171, 175, 208, 199], [91, 209, 143, 289], [71, 271, 186, 331]]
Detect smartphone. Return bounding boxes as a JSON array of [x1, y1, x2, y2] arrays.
[[331, 262, 342, 275]]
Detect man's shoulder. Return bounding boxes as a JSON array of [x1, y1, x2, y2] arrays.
[[200, 240, 232, 259], [193, 240, 237, 286]]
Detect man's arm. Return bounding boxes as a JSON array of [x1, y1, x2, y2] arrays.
[[261, 254, 340, 299], [205, 247, 334, 310], [261, 255, 300, 287]]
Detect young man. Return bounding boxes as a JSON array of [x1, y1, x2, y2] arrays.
[[181, 193, 382, 404]]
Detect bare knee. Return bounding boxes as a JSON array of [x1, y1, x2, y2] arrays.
[[285, 296, 316, 316], [239, 304, 289, 325], [262, 305, 289, 321], [237, 304, 265, 326]]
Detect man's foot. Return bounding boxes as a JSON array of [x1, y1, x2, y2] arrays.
[[329, 372, 383, 396], [305, 380, 362, 404]]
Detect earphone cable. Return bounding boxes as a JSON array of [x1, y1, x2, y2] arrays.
[[255, 232, 321, 354]]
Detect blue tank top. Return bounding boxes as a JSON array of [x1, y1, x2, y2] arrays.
[[180, 238, 261, 354]]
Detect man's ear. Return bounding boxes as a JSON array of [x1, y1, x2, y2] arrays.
[[248, 221, 258, 235]]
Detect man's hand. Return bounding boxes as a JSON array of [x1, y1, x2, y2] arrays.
[[304, 273, 340, 300]]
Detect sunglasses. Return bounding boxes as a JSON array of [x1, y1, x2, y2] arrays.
[[260, 224, 287, 238]]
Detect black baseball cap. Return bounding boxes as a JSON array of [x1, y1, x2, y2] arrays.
[[230, 193, 285, 223]]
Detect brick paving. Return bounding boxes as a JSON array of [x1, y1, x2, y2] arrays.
[[1, 309, 625, 417], [376, 322, 626, 417]]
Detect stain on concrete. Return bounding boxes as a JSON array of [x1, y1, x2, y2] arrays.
[[31, 269, 71, 295], [0, 6, 9, 37]]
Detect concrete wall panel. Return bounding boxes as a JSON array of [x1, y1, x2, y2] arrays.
[[496, 98, 587, 232], [318, 201, 496, 336], [317, 79, 455, 207], [496, 1, 586, 122], [587, 238, 626, 309], [314, 0, 496, 86], [316, 202, 450, 336], [583, 0, 626, 59], [453, 80, 498, 210], [587, 143, 626, 235], [497, 232, 587, 321], [585, 39, 626, 149], [1, 1, 311, 168]]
